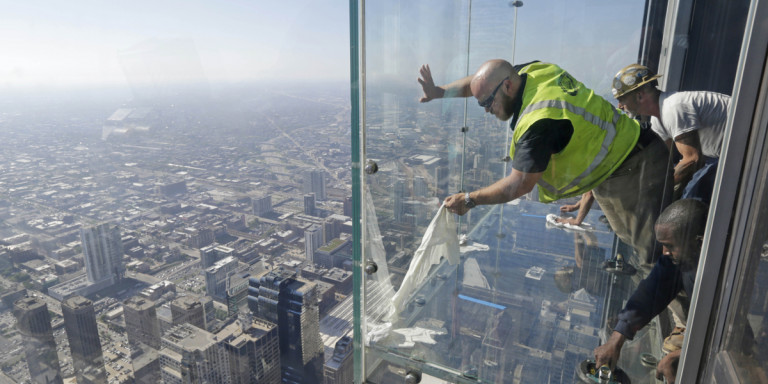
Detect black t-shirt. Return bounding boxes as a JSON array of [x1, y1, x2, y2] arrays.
[[507, 62, 574, 173], [511, 119, 574, 173]]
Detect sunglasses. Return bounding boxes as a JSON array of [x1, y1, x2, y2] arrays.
[[478, 77, 509, 109]]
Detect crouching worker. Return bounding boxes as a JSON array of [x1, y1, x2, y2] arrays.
[[593, 199, 708, 383]]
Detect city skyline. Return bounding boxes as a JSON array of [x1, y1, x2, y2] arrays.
[[0, 82, 356, 383]]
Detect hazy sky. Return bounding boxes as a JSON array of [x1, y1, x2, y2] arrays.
[[364, 0, 646, 100], [0, 0, 351, 89], [1, 0, 645, 100]]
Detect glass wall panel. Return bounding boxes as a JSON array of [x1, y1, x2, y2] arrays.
[[697, 49, 768, 382], [719, 166, 768, 380], [357, 0, 678, 383]]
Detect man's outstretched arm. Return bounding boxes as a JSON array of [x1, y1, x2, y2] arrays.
[[418, 64, 474, 102], [444, 168, 541, 215]]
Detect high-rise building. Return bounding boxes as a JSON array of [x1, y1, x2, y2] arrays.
[[131, 348, 160, 384], [226, 261, 266, 317], [303, 169, 326, 201], [1, 284, 27, 309], [61, 296, 107, 384], [413, 175, 428, 198], [205, 255, 239, 299], [200, 243, 235, 269], [200, 295, 216, 331], [304, 193, 316, 216], [13, 297, 63, 384], [434, 165, 449, 196], [343, 196, 352, 217], [393, 176, 408, 222], [221, 318, 282, 384], [323, 216, 343, 244], [323, 335, 353, 384], [305, 224, 324, 265], [159, 323, 230, 384], [252, 195, 272, 216], [123, 295, 162, 384], [248, 270, 324, 383], [186, 226, 214, 249], [80, 223, 124, 286], [171, 295, 206, 330], [124, 297, 161, 350]]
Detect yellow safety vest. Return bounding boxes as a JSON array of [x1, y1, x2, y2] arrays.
[[510, 62, 640, 202]]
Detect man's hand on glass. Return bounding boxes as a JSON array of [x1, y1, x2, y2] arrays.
[[594, 331, 625, 371], [656, 349, 681, 383], [444, 193, 469, 216], [555, 217, 582, 226], [418, 64, 444, 103], [559, 201, 580, 213]]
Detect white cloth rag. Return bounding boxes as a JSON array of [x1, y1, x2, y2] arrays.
[[388, 204, 460, 321], [545, 213, 592, 232]]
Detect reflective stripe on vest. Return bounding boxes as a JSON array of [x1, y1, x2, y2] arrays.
[[520, 99, 621, 196]]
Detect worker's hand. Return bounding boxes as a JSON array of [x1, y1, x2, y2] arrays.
[[418, 64, 444, 103], [556, 217, 582, 226], [594, 331, 626, 371], [560, 202, 580, 212], [444, 193, 469, 216], [656, 349, 681, 383]]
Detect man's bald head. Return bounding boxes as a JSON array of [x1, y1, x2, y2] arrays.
[[471, 59, 522, 121], [472, 60, 517, 90], [656, 199, 708, 241]]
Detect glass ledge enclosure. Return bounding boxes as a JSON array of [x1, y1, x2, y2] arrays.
[[364, 201, 660, 383], [351, 0, 755, 382]]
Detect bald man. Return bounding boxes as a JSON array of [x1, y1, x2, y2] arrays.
[[419, 60, 672, 268]]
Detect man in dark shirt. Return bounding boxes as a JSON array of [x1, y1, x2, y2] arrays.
[[593, 199, 707, 383], [419, 59, 672, 271]]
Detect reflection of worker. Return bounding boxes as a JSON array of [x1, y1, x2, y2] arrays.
[[613, 64, 729, 203], [556, 191, 594, 226], [419, 59, 671, 267], [554, 231, 606, 297], [593, 199, 707, 383]]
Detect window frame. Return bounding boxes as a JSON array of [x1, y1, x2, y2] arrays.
[[676, 0, 768, 381]]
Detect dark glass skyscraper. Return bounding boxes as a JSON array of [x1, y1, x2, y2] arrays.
[[13, 297, 63, 384], [62, 296, 107, 384], [248, 270, 324, 383]]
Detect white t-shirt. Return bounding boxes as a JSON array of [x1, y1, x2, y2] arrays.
[[650, 91, 730, 158]]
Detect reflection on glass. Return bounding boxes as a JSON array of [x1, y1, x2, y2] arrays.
[[360, 1, 680, 383], [720, 156, 768, 382]]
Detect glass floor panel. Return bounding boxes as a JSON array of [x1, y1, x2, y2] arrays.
[[364, 200, 662, 383]]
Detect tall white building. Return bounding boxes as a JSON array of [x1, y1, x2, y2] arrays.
[[81, 223, 124, 285], [205, 256, 239, 299], [305, 225, 324, 264]]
